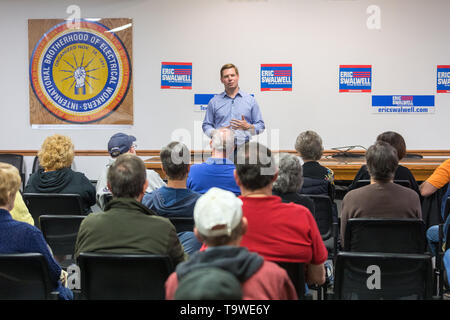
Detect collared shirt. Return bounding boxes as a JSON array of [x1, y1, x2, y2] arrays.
[[202, 90, 265, 146]]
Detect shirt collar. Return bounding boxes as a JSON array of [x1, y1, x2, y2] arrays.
[[206, 157, 234, 165], [221, 89, 243, 99]]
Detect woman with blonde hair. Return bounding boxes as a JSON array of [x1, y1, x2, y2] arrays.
[[0, 162, 73, 299], [25, 134, 96, 213]]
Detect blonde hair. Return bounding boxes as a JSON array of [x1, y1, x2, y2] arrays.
[[38, 134, 75, 171], [0, 163, 21, 206]]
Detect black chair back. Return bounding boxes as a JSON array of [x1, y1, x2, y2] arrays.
[[0, 153, 25, 190], [39, 215, 85, 267], [274, 261, 306, 300], [0, 253, 57, 300], [168, 216, 195, 233], [23, 193, 84, 227], [78, 252, 174, 300], [334, 252, 433, 300], [32, 156, 43, 174], [344, 218, 427, 254], [303, 194, 333, 240]]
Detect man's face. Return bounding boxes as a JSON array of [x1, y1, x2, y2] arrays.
[[221, 68, 239, 91]]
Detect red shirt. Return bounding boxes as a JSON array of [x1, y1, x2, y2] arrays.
[[240, 196, 328, 264]]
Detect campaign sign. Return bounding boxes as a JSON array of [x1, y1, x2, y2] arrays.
[[161, 62, 192, 89], [437, 65, 450, 93], [194, 94, 214, 112], [260, 64, 292, 91], [372, 95, 435, 114], [339, 65, 372, 92]]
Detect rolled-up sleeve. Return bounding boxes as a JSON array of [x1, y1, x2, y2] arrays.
[[250, 99, 265, 135]]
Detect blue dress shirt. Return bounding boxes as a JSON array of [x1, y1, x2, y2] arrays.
[[202, 90, 265, 145]]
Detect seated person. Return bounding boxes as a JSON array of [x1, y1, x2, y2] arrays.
[[295, 130, 334, 199], [96, 132, 165, 210], [272, 153, 315, 215], [25, 134, 96, 214], [340, 141, 422, 247], [165, 187, 298, 300], [10, 191, 34, 225], [74, 154, 186, 266], [142, 142, 202, 255], [187, 127, 240, 195], [0, 162, 73, 300], [348, 131, 420, 195], [236, 142, 327, 286]]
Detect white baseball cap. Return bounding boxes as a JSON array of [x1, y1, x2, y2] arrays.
[[194, 187, 243, 237]]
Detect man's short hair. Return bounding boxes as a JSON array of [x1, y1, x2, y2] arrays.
[[366, 141, 399, 183], [273, 153, 304, 193], [235, 142, 276, 191], [107, 154, 147, 198], [211, 128, 235, 153], [160, 141, 190, 180], [220, 63, 239, 78], [376, 131, 407, 160], [294, 130, 324, 161]]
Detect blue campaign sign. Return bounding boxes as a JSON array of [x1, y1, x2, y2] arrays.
[[194, 94, 214, 112], [372, 95, 435, 114], [161, 62, 192, 89], [437, 65, 450, 93], [260, 64, 292, 91], [339, 65, 372, 92]]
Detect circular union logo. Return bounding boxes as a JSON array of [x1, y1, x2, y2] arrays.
[[30, 20, 131, 123]]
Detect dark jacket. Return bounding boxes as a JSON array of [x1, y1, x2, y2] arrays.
[[25, 167, 96, 213], [74, 198, 187, 265], [272, 190, 315, 215]]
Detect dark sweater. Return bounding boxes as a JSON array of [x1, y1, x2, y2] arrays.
[[25, 167, 96, 213]]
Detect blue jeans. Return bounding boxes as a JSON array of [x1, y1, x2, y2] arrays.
[[426, 216, 450, 256]]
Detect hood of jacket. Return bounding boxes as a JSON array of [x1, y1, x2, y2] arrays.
[[143, 187, 200, 217], [28, 167, 74, 193], [176, 246, 264, 283]]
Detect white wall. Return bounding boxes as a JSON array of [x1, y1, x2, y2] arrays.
[[1, 0, 449, 179]]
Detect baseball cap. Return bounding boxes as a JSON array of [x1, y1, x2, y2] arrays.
[[175, 267, 242, 300], [194, 187, 243, 237], [107, 133, 136, 157]]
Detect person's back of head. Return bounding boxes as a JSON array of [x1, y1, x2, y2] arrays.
[[194, 187, 245, 247], [160, 141, 190, 180], [376, 131, 406, 161], [0, 162, 21, 210], [273, 153, 304, 194], [366, 141, 399, 183], [211, 127, 235, 156], [108, 132, 137, 158], [107, 153, 147, 198], [235, 142, 277, 191], [38, 134, 74, 171], [294, 130, 324, 161]]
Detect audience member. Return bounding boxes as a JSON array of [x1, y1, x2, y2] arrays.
[[348, 131, 420, 195], [96, 132, 165, 209], [340, 141, 422, 246], [187, 127, 240, 195], [10, 191, 34, 225], [74, 153, 186, 266], [25, 134, 96, 213], [236, 142, 327, 286], [142, 142, 202, 255], [165, 187, 298, 300], [0, 162, 73, 300], [295, 130, 335, 199], [272, 153, 315, 215]]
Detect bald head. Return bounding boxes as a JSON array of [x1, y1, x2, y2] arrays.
[[211, 128, 235, 156]]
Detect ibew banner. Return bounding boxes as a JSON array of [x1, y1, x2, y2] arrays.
[[437, 65, 450, 93], [372, 95, 435, 114], [339, 65, 372, 92], [194, 94, 214, 112], [260, 64, 292, 91], [161, 62, 192, 89]]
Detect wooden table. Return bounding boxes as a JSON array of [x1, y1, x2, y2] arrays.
[[145, 152, 448, 182]]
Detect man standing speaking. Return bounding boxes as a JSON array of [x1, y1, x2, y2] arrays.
[[202, 64, 265, 150]]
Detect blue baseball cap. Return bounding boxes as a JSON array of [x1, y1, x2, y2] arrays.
[[108, 133, 136, 157]]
